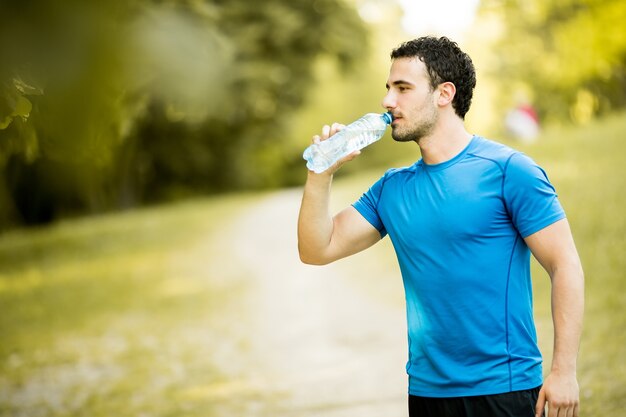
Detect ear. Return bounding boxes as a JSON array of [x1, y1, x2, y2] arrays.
[[437, 82, 456, 107]]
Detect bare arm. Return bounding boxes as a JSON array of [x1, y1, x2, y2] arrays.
[[524, 218, 584, 417], [297, 123, 381, 265]]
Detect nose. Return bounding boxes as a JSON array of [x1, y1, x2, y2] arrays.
[[381, 90, 396, 111]]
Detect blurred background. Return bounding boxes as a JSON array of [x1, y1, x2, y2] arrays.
[[1, 0, 624, 416]]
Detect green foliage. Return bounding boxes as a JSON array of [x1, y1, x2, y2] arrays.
[[0, 0, 369, 227], [481, 0, 626, 123], [0, 78, 38, 131]]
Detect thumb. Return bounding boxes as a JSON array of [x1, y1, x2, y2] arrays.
[[535, 387, 546, 417]]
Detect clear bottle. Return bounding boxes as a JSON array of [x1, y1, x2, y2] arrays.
[[303, 112, 393, 173]]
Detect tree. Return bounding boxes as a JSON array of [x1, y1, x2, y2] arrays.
[[0, 0, 368, 227], [480, 0, 626, 124]]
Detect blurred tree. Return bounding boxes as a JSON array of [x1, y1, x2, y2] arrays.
[[480, 0, 626, 124], [0, 0, 368, 227], [127, 0, 368, 199], [0, 1, 144, 225]]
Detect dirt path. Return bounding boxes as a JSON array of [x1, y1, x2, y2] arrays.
[[222, 188, 408, 416]]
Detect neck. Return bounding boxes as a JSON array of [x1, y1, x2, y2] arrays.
[[417, 113, 472, 165]]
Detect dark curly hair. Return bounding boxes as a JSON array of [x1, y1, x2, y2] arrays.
[[391, 36, 476, 119]]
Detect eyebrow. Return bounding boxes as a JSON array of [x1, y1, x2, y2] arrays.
[[385, 80, 415, 89]]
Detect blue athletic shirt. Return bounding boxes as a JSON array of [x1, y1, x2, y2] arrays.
[[352, 136, 565, 397]]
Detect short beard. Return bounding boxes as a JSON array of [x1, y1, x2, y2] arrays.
[[391, 115, 437, 144]]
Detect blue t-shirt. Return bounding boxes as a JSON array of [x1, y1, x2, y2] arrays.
[[352, 136, 565, 397]]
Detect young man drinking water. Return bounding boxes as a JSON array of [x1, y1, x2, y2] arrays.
[[297, 36, 584, 417]]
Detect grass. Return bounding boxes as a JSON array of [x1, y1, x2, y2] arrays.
[[0, 192, 272, 417], [521, 113, 626, 415], [0, 112, 625, 416]]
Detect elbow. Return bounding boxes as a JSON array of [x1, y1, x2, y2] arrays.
[[298, 251, 330, 266], [552, 258, 585, 288], [569, 257, 585, 283], [298, 244, 331, 266], [577, 263, 585, 282], [299, 254, 326, 266]]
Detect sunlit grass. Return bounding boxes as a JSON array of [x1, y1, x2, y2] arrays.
[[521, 113, 626, 415], [0, 193, 273, 416]]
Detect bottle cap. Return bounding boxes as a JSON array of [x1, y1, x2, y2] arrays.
[[381, 112, 393, 125]]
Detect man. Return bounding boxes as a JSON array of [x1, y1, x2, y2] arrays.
[[297, 37, 584, 417]]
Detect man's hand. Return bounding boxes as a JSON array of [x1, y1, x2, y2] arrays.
[[525, 219, 583, 417], [309, 122, 360, 176], [298, 121, 382, 265], [535, 371, 580, 417]]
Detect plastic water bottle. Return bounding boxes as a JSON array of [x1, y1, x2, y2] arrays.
[[303, 112, 393, 173]]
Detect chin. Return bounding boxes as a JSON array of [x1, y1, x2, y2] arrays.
[[392, 133, 416, 143]]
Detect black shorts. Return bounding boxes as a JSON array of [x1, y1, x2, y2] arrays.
[[409, 386, 543, 417]]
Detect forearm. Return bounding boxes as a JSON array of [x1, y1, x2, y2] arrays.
[[526, 220, 584, 415], [549, 263, 584, 374], [297, 172, 335, 264]]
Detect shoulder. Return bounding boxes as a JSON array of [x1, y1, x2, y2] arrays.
[[469, 137, 550, 182], [361, 164, 418, 202], [466, 136, 522, 172], [380, 163, 419, 183]]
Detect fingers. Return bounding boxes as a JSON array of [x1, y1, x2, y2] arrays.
[[308, 121, 351, 175], [554, 402, 577, 417], [330, 123, 345, 137], [534, 373, 579, 417], [317, 123, 345, 141], [535, 388, 546, 417], [542, 399, 579, 417], [548, 404, 557, 417], [311, 123, 343, 144], [321, 125, 331, 140], [546, 391, 579, 417]]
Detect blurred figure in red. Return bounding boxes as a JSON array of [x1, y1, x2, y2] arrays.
[[505, 102, 540, 143]]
